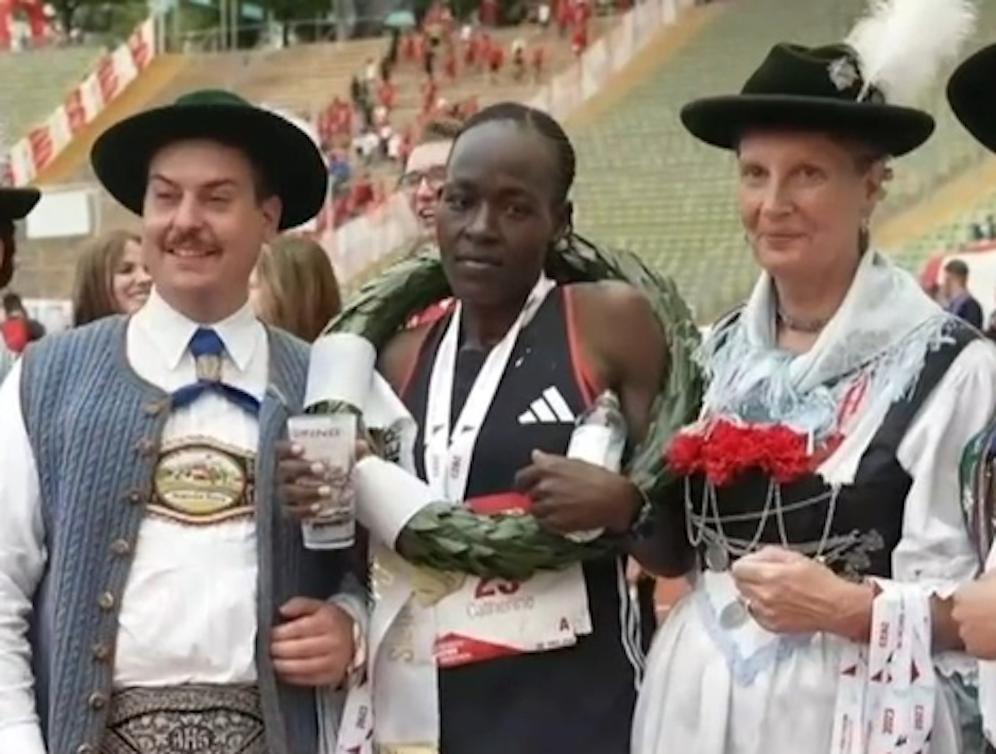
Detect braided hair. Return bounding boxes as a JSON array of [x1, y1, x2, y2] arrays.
[[458, 102, 577, 207]]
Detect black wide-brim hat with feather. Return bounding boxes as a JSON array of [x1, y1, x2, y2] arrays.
[[948, 43, 996, 154], [681, 43, 936, 157], [91, 89, 327, 230], [0, 187, 40, 221]]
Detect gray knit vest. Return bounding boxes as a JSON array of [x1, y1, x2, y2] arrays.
[[21, 315, 348, 754]]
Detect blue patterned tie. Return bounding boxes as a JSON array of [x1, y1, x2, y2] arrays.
[[171, 327, 260, 416]]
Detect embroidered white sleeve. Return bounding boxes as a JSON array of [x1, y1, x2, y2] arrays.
[[894, 340, 996, 593], [0, 360, 48, 754], [895, 340, 996, 681]]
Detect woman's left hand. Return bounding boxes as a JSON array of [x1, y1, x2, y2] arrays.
[[732, 546, 873, 639]]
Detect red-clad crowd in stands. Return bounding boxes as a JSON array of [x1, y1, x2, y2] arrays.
[[311, 0, 598, 232]]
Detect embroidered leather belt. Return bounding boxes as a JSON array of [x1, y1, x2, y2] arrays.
[[101, 685, 266, 754]]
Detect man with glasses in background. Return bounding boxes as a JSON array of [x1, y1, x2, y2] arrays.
[[399, 117, 461, 328]]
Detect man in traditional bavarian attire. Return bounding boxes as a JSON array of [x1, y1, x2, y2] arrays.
[[946, 40, 996, 754], [0, 185, 40, 381], [0, 90, 362, 754]]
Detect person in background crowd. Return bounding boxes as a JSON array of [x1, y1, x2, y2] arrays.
[[0, 89, 364, 754], [250, 235, 342, 342], [398, 116, 462, 329], [943, 258, 984, 328], [1, 292, 44, 354], [398, 116, 461, 243], [0, 186, 40, 381], [71, 228, 151, 325]]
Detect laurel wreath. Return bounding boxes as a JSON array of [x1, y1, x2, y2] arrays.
[[317, 235, 704, 581]]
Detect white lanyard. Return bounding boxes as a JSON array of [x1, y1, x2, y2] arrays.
[[424, 274, 555, 500]]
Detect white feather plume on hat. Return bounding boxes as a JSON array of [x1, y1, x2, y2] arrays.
[[845, 0, 978, 106]]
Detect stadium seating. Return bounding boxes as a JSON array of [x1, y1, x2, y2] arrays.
[[569, 0, 996, 321], [0, 46, 103, 145]]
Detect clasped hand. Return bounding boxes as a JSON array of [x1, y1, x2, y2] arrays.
[[271, 597, 356, 688], [514, 450, 642, 535], [731, 546, 873, 639]]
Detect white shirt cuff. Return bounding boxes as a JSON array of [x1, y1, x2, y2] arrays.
[[0, 721, 47, 754]]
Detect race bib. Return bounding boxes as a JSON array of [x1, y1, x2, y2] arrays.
[[433, 565, 592, 667]]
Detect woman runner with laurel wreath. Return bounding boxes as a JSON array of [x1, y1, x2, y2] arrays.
[[282, 102, 668, 754]]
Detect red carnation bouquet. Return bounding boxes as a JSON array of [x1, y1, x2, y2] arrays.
[[666, 419, 841, 487]]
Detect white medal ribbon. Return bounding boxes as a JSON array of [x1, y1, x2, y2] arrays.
[[423, 273, 555, 500], [830, 581, 935, 754]]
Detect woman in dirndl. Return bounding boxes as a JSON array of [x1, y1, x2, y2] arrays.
[[631, 2, 996, 753]]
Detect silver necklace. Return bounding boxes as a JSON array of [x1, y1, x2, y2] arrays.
[[776, 306, 828, 334]]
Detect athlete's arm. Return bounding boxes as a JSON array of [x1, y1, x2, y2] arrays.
[[572, 281, 665, 443], [571, 282, 694, 575]]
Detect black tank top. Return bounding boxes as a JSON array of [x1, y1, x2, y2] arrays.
[[403, 285, 653, 754]]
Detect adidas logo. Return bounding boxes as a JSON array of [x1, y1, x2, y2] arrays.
[[518, 387, 576, 425]]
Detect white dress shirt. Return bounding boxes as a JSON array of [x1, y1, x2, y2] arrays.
[[0, 290, 269, 754]]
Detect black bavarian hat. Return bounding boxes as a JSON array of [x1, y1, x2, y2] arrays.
[[0, 187, 40, 221], [681, 43, 935, 156], [91, 89, 327, 230], [948, 43, 996, 154]]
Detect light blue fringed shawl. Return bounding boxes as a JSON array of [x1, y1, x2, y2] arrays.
[[698, 251, 957, 485]]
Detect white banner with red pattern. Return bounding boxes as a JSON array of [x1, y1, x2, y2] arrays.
[[6, 17, 156, 187]]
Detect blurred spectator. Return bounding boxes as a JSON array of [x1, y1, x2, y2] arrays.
[[2, 292, 44, 353], [537, 1, 551, 27], [72, 229, 150, 325], [397, 116, 462, 241], [350, 171, 376, 215], [942, 258, 983, 328], [352, 128, 380, 165], [250, 236, 342, 342], [512, 37, 527, 80], [531, 45, 546, 82], [481, 0, 499, 26], [488, 42, 505, 82], [327, 146, 352, 194]]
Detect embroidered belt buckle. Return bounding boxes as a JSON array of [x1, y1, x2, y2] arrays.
[[101, 685, 266, 754]]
